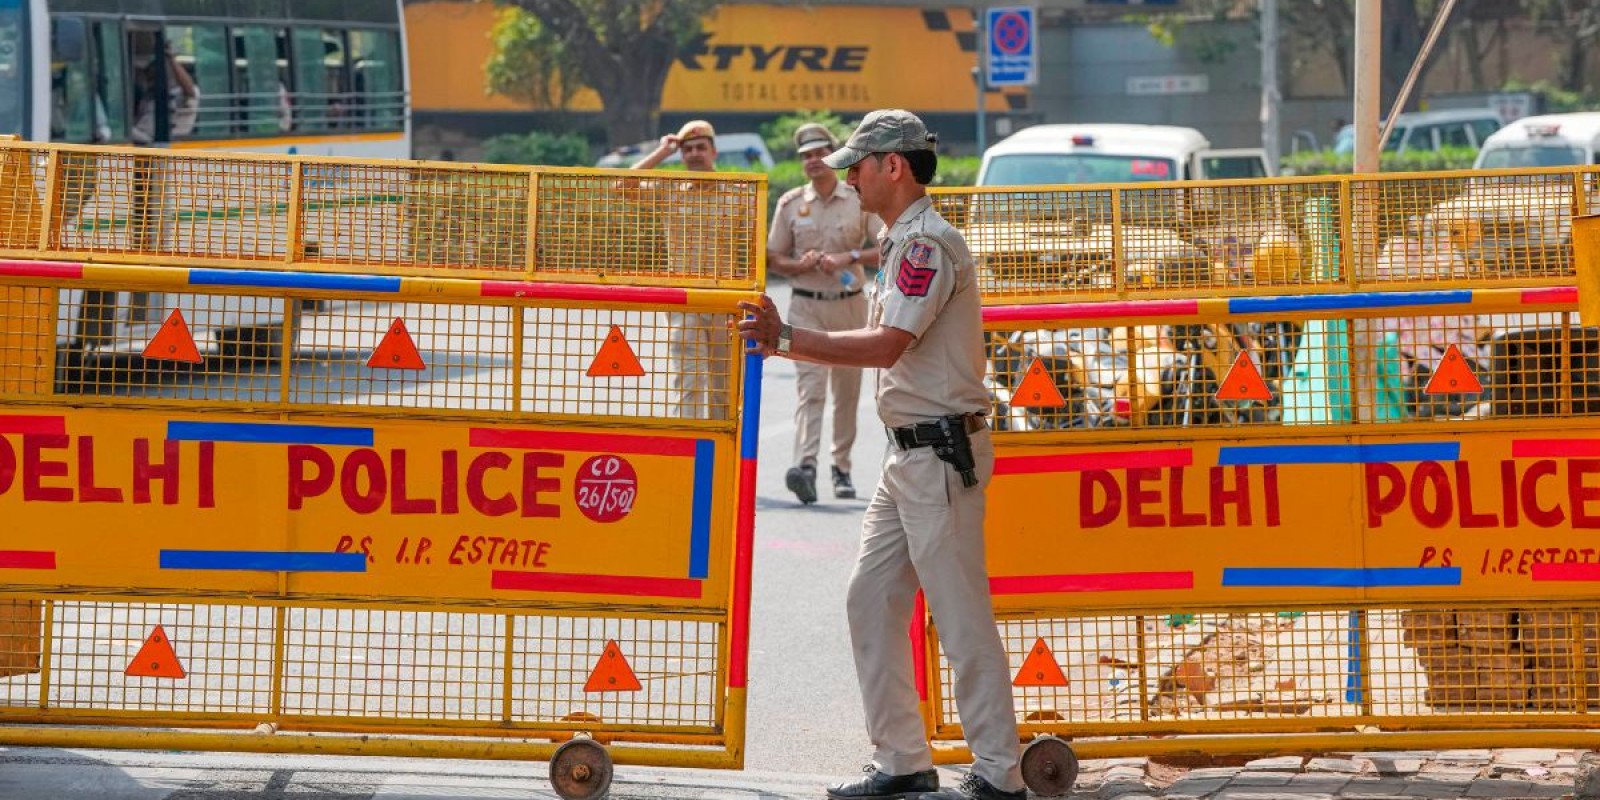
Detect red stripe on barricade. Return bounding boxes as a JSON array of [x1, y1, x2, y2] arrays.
[[491, 570, 703, 598], [1531, 563, 1600, 582], [728, 458, 758, 689], [0, 550, 57, 570], [0, 415, 67, 435], [480, 281, 689, 305], [911, 591, 928, 702], [1511, 439, 1600, 458], [0, 260, 84, 279], [1522, 286, 1577, 305], [469, 428, 698, 457], [991, 572, 1194, 594], [984, 299, 1200, 325], [995, 448, 1193, 475]]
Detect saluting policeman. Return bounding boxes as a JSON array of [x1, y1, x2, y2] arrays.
[[738, 110, 1024, 800], [767, 123, 882, 504]]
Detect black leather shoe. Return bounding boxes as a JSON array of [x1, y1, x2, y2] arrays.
[[786, 463, 818, 505], [914, 773, 1025, 800], [826, 765, 939, 799], [832, 466, 857, 499]]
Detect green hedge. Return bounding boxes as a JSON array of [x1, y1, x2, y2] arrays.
[[1280, 146, 1479, 176]]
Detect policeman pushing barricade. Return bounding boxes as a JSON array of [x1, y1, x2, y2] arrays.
[[740, 109, 1027, 800]]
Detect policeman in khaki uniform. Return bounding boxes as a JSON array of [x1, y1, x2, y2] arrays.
[[630, 120, 738, 420], [767, 123, 883, 504], [739, 110, 1024, 800]]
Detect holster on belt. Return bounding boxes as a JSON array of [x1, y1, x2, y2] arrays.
[[933, 414, 980, 488]]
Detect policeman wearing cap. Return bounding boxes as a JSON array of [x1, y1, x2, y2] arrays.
[[768, 123, 883, 505], [628, 121, 738, 420], [739, 110, 1024, 800]]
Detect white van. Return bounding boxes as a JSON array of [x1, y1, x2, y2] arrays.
[[1473, 112, 1600, 169], [976, 124, 1272, 186]]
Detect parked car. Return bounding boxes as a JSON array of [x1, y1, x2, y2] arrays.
[[594, 133, 774, 170], [1332, 109, 1503, 155], [1473, 112, 1600, 168]]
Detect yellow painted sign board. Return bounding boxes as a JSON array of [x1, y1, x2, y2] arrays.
[[987, 431, 1600, 610], [0, 409, 732, 608]]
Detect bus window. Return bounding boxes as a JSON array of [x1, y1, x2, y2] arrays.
[[290, 28, 349, 131], [93, 21, 126, 142], [349, 29, 399, 130], [233, 25, 284, 134], [164, 24, 228, 139], [0, 0, 22, 138], [50, 17, 102, 142]]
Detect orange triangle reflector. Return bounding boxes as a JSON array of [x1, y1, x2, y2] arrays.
[[142, 310, 202, 363], [1013, 638, 1068, 687], [1011, 358, 1066, 408], [586, 325, 646, 377], [367, 318, 426, 371], [125, 625, 187, 679], [1215, 352, 1271, 402], [1425, 344, 1483, 395], [583, 640, 642, 693]]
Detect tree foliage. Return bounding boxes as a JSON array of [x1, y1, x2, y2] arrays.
[[758, 110, 855, 159], [487, 0, 720, 146]]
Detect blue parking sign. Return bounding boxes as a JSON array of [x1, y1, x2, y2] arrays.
[[985, 6, 1036, 87]]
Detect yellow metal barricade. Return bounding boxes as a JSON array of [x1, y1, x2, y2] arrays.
[[927, 166, 1600, 796], [0, 139, 766, 799]]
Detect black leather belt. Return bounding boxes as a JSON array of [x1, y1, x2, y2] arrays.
[[792, 287, 863, 301], [888, 413, 987, 450]]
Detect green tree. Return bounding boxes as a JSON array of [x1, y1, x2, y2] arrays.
[[758, 110, 853, 158], [486, 0, 718, 146]]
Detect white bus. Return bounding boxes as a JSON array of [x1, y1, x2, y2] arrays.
[[0, 0, 410, 376]]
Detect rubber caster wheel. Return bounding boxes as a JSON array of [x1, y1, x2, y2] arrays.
[[1020, 735, 1079, 798], [550, 737, 613, 800]]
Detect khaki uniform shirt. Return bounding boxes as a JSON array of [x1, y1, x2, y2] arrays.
[[767, 181, 881, 293], [652, 179, 753, 281], [870, 195, 988, 428]]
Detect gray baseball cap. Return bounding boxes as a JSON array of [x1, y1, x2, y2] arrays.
[[822, 109, 938, 169]]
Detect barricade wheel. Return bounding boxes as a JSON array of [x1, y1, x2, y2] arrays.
[[550, 737, 613, 800], [1020, 735, 1078, 798]]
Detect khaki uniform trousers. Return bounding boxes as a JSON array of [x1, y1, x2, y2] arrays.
[[670, 312, 730, 420], [846, 429, 1024, 792], [789, 293, 867, 471]]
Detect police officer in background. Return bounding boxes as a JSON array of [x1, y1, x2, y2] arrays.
[[738, 110, 1024, 800], [767, 123, 882, 504]]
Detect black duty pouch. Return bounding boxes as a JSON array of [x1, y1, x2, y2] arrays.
[[933, 414, 979, 488]]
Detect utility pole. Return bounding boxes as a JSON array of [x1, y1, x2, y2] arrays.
[[1353, 0, 1381, 174], [1260, 0, 1280, 170]]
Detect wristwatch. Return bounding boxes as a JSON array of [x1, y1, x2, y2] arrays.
[[849, 248, 861, 265], [775, 323, 793, 356]]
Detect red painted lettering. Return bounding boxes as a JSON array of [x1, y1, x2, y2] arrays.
[[0, 436, 13, 495], [1263, 465, 1281, 527], [1521, 459, 1565, 527], [467, 452, 515, 516], [389, 449, 437, 515], [1365, 462, 1405, 527], [1080, 470, 1120, 528], [133, 438, 181, 505], [1454, 461, 1496, 528], [1568, 459, 1600, 528], [340, 448, 387, 515], [23, 434, 71, 502], [1167, 466, 1205, 527], [286, 445, 334, 510], [1126, 467, 1163, 527], [76, 436, 123, 503], [1409, 461, 1452, 528], [440, 450, 460, 514], [520, 452, 564, 518], [197, 441, 215, 508], [1209, 465, 1252, 526], [1500, 460, 1520, 527]]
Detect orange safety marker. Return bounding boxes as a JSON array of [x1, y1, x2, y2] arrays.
[[583, 639, 642, 693], [586, 325, 646, 377], [142, 310, 202, 364], [1215, 352, 1271, 402], [124, 625, 187, 679], [1424, 344, 1483, 395], [367, 318, 426, 371], [1011, 358, 1066, 408], [1013, 638, 1068, 687]]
